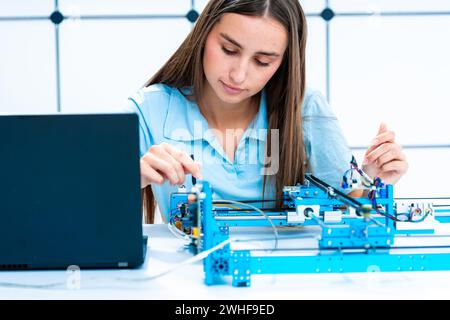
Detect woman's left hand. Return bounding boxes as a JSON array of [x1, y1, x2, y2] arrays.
[[362, 122, 409, 185]]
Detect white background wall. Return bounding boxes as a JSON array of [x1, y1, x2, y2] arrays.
[[1, 1, 449, 208]]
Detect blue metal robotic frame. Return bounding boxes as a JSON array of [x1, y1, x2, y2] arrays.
[[169, 174, 450, 287]]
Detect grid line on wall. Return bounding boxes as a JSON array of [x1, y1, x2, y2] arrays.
[[54, 0, 61, 113], [1, 1, 449, 150]]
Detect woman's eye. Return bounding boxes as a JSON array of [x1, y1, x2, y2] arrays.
[[222, 47, 237, 55], [255, 59, 270, 67]]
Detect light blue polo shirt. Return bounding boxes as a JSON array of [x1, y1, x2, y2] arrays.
[[122, 84, 352, 220]]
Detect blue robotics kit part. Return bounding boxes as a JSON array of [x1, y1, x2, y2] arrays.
[[168, 158, 450, 287]]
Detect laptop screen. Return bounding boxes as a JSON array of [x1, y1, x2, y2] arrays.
[[0, 113, 144, 269]]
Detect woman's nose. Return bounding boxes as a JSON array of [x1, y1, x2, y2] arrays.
[[229, 59, 248, 85]]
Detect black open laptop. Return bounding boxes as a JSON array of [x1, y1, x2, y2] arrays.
[[0, 113, 146, 270]]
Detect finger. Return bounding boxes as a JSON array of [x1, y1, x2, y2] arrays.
[[365, 122, 387, 155], [151, 148, 186, 185], [380, 159, 409, 174], [181, 158, 203, 179], [182, 162, 199, 174], [142, 152, 180, 185], [364, 122, 392, 156], [365, 130, 396, 156], [181, 161, 203, 180], [365, 142, 394, 164], [372, 130, 396, 147], [162, 144, 202, 179], [377, 122, 388, 135], [140, 159, 164, 186], [375, 147, 405, 168]]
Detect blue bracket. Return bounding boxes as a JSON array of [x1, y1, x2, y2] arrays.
[[230, 250, 251, 287], [320, 222, 394, 249]]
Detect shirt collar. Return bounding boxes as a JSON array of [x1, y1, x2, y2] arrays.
[[163, 87, 268, 142]]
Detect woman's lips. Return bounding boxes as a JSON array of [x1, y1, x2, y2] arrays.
[[220, 81, 243, 95]]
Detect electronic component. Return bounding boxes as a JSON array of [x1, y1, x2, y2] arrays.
[[168, 158, 450, 287]]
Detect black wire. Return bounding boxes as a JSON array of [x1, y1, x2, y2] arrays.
[[190, 154, 196, 185], [374, 209, 401, 222], [213, 208, 289, 212], [369, 191, 401, 222], [214, 199, 287, 204], [305, 174, 364, 209], [408, 211, 431, 223]]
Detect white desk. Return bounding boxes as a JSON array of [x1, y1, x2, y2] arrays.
[[2, 224, 450, 300]]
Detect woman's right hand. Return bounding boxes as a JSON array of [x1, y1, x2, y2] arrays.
[[140, 142, 202, 188]]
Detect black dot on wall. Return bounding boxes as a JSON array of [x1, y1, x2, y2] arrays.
[[320, 8, 335, 22], [50, 11, 64, 25], [187, 9, 199, 23]]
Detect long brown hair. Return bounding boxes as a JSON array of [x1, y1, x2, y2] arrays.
[[141, 0, 308, 223]]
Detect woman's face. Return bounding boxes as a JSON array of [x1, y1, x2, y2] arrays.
[[203, 13, 288, 105]]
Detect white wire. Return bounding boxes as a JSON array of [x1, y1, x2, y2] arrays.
[[369, 217, 386, 227], [0, 280, 66, 289], [0, 238, 232, 290], [167, 223, 191, 242], [214, 199, 279, 251], [114, 238, 232, 282], [310, 215, 327, 228]]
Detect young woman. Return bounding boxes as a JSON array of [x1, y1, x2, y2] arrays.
[[123, 0, 408, 223]]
